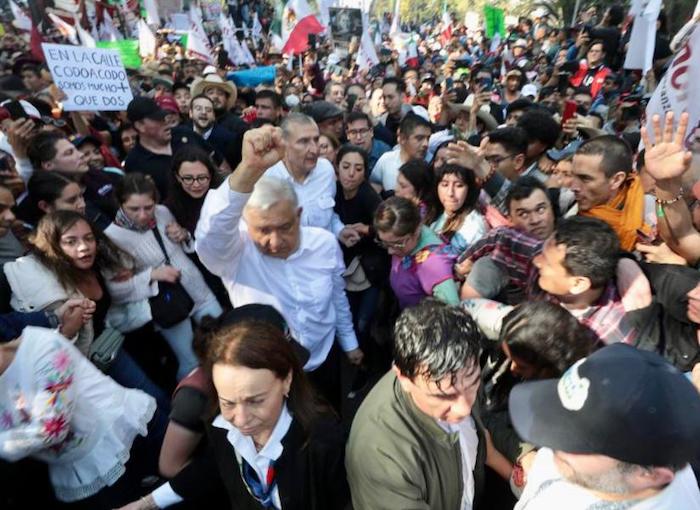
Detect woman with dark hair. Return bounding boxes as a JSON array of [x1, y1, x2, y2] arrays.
[[394, 159, 438, 223], [2, 210, 170, 410], [429, 140, 451, 175], [105, 173, 223, 381], [431, 164, 487, 253], [165, 147, 230, 310], [165, 146, 221, 235], [374, 196, 459, 309], [477, 301, 596, 464], [23, 172, 86, 226], [334, 145, 389, 342], [119, 320, 350, 510]]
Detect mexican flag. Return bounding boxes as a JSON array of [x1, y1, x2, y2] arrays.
[[270, 0, 324, 55]]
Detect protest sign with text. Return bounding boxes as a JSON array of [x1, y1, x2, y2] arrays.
[[42, 43, 133, 111]]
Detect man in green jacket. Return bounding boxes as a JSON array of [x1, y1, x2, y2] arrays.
[[346, 299, 488, 509]]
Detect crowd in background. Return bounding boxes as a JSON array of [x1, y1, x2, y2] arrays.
[[0, 2, 699, 509]]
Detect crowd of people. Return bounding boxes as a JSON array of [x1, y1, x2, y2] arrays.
[[0, 2, 700, 509]]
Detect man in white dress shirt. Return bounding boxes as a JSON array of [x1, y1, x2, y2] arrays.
[[263, 112, 360, 246], [195, 125, 363, 408]]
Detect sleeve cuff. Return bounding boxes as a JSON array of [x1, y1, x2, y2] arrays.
[[152, 482, 184, 508]]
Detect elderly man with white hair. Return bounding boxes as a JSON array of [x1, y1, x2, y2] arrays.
[[195, 124, 363, 407]]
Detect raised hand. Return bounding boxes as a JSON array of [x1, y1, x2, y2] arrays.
[[241, 124, 286, 174], [641, 112, 693, 182]]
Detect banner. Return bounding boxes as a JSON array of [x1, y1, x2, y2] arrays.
[[226, 66, 276, 87], [42, 43, 133, 111], [96, 39, 142, 69], [484, 6, 505, 38], [645, 21, 700, 151], [623, 0, 662, 73], [187, 5, 215, 63]]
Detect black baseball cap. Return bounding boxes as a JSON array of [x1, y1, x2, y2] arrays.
[[304, 100, 344, 123], [509, 344, 700, 467], [126, 96, 168, 123], [218, 304, 310, 367]]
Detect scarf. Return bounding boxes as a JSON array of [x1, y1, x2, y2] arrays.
[[580, 174, 650, 251], [114, 207, 156, 232]]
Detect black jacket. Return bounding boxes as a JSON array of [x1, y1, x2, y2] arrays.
[[170, 415, 350, 509]]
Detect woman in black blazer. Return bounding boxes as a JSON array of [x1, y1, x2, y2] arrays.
[[118, 319, 350, 510]]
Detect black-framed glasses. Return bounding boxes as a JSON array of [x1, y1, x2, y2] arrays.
[[484, 154, 514, 167], [178, 174, 211, 185], [374, 234, 410, 250]]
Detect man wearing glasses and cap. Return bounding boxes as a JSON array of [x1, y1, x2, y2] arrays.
[[509, 344, 700, 508]]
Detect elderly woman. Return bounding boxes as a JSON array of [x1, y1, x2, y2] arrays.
[[118, 319, 349, 510], [374, 196, 460, 309]]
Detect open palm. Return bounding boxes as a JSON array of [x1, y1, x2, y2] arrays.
[[641, 112, 693, 181]]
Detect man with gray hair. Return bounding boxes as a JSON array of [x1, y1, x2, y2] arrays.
[[196, 125, 363, 406], [264, 112, 360, 246]]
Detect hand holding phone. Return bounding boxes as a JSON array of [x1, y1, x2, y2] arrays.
[[561, 100, 577, 126]]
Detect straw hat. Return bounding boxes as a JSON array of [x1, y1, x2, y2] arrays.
[[190, 74, 238, 110]]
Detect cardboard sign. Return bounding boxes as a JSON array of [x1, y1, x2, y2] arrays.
[[42, 43, 133, 111]]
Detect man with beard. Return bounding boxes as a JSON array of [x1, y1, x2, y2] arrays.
[[188, 94, 232, 167], [190, 74, 247, 136], [510, 344, 700, 509]]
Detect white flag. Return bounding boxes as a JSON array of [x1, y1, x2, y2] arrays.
[[252, 13, 263, 42], [138, 18, 156, 57], [356, 30, 379, 70], [220, 12, 243, 65], [645, 22, 700, 149], [240, 39, 256, 65], [389, 0, 400, 34], [75, 18, 96, 47], [9, 0, 32, 31], [623, 0, 662, 73], [143, 0, 160, 25], [187, 6, 215, 63], [48, 12, 79, 45], [99, 10, 123, 41]]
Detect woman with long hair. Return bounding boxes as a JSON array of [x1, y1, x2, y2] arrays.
[[105, 173, 223, 380], [119, 320, 350, 510], [165, 146, 230, 309], [394, 159, 438, 224], [431, 164, 488, 254], [2, 210, 169, 420]]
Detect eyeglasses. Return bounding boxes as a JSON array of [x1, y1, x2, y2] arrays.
[[374, 234, 411, 250], [178, 174, 211, 185], [484, 154, 514, 166], [347, 128, 371, 137]]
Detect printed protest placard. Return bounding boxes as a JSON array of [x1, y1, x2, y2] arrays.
[[42, 43, 133, 111]]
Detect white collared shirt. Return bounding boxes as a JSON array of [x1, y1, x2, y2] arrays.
[[438, 416, 479, 510], [195, 183, 358, 371], [264, 158, 344, 236], [152, 405, 294, 509], [369, 148, 403, 191]]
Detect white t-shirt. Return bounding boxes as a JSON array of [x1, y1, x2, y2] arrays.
[[515, 448, 700, 510], [370, 149, 403, 191], [438, 416, 479, 510]]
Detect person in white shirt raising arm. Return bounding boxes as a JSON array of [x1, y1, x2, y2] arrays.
[[195, 125, 363, 410]]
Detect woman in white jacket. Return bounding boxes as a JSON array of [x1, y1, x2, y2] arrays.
[[0, 327, 158, 508], [3, 210, 170, 412], [105, 173, 222, 380]]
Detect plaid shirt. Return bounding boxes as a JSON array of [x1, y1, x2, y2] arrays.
[[461, 227, 637, 346]]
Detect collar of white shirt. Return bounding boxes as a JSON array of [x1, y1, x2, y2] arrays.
[[213, 402, 293, 468]]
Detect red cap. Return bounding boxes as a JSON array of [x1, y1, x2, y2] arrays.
[[155, 94, 180, 114]]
